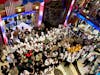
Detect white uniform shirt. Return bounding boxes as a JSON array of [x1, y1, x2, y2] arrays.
[[52, 52, 58, 57], [45, 59, 50, 66], [87, 52, 95, 62], [64, 51, 68, 59], [7, 55, 13, 63], [60, 53, 64, 60], [67, 53, 72, 63], [17, 49, 23, 54], [23, 70, 30, 75]]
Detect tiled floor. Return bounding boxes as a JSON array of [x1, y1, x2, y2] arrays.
[[50, 63, 78, 75], [77, 60, 86, 75]]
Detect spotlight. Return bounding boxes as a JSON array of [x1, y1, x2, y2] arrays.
[[17, 7, 22, 12], [35, 6, 39, 10]]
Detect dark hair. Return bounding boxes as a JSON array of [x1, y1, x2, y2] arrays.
[[96, 10, 100, 16], [97, 10, 100, 13]]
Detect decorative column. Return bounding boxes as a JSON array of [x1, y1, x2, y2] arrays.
[[0, 15, 8, 45], [38, 2, 45, 27], [64, 0, 76, 26]]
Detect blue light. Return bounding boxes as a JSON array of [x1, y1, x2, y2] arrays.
[[76, 13, 86, 20], [66, 16, 68, 20], [96, 72, 100, 75], [38, 16, 43, 21], [2, 11, 36, 20], [38, 0, 44, 2], [86, 20, 100, 31], [2, 14, 18, 20], [76, 13, 100, 32]]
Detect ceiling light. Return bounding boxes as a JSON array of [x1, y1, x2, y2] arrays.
[[35, 6, 39, 10], [17, 8, 22, 12]]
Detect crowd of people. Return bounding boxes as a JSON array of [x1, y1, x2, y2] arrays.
[[74, 0, 100, 27], [0, 23, 100, 75], [5, 14, 34, 30]]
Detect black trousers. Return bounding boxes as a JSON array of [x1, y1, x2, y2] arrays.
[[83, 59, 90, 67]]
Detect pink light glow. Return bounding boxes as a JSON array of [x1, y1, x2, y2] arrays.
[[40, 2, 44, 6], [38, 20, 41, 25], [0, 15, 2, 22], [0, 15, 8, 44], [38, 2, 44, 27], [64, 0, 76, 26], [3, 33, 8, 44], [40, 11, 43, 16]]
